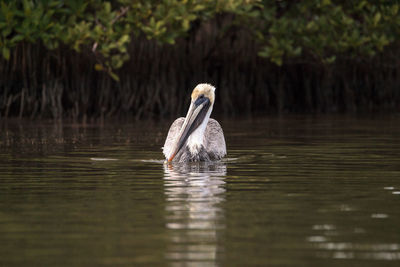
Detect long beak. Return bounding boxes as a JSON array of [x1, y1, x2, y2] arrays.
[[168, 97, 210, 162]]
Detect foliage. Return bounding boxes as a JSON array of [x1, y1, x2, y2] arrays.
[[255, 0, 400, 65], [1, 0, 399, 76], [1, 18, 400, 119], [0, 0, 253, 79]]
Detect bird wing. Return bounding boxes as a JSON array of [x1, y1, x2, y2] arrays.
[[162, 117, 185, 159], [204, 118, 227, 159]]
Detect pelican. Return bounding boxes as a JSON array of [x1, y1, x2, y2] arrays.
[[163, 83, 226, 163]]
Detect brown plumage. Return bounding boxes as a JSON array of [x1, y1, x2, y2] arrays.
[[163, 84, 226, 162]]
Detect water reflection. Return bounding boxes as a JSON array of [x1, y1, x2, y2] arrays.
[[163, 162, 227, 266], [314, 242, 400, 260], [309, 223, 400, 261]]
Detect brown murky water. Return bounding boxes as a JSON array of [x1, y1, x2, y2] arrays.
[[1, 116, 400, 266]]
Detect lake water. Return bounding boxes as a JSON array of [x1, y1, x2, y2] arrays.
[[1, 116, 400, 266]]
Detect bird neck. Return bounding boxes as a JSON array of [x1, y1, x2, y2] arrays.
[[187, 107, 212, 155]]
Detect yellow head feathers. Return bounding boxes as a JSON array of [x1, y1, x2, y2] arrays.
[[191, 83, 215, 104]]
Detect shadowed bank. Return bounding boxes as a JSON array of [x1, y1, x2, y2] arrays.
[[0, 2, 399, 120]]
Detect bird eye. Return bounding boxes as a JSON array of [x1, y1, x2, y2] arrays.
[[194, 94, 207, 106]]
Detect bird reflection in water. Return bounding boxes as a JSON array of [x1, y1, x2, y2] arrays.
[[163, 161, 227, 266]]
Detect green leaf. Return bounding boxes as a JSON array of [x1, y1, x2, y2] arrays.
[[322, 0, 331, 7], [182, 19, 189, 31], [392, 4, 399, 16], [119, 34, 129, 44], [2, 46, 10, 60], [325, 55, 336, 64], [104, 2, 111, 13], [109, 71, 120, 82], [292, 46, 302, 56], [357, 1, 368, 10], [94, 64, 104, 71], [10, 34, 24, 43], [272, 56, 283, 66], [373, 12, 381, 26]]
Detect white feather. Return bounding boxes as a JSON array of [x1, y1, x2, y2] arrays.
[[187, 106, 213, 155]]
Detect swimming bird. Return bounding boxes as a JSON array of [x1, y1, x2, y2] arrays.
[[163, 83, 226, 163]]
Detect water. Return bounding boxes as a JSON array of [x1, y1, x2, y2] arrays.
[[1, 116, 400, 266]]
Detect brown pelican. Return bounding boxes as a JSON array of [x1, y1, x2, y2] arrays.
[[163, 83, 226, 163]]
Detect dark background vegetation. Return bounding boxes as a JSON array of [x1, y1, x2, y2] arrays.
[[1, 1, 399, 121]]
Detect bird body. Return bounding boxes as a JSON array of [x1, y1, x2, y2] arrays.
[[163, 84, 226, 163]]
